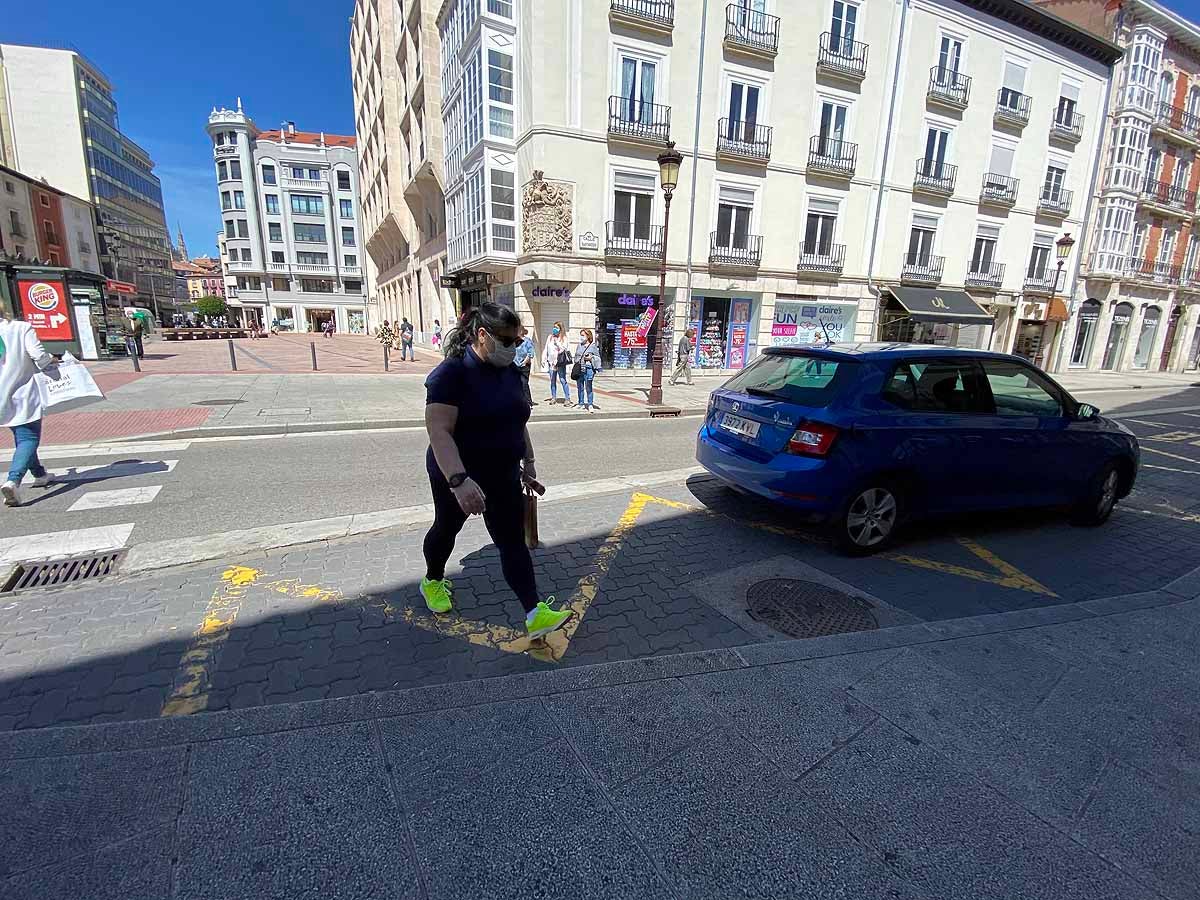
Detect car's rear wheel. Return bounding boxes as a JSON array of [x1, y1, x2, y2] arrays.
[[1071, 461, 1121, 527], [833, 483, 902, 555]]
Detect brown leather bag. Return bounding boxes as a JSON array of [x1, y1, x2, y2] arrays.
[[523, 478, 545, 549]]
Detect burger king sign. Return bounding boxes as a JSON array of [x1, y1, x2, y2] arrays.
[[17, 278, 75, 342]]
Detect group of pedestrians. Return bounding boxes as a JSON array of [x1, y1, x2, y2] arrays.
[[538, 322, 601, 412], [376, 317, 424, 361]]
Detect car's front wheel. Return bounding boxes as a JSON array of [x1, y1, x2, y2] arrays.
[[1071, 461, 1121, 527], [832, 483, 902, 555]]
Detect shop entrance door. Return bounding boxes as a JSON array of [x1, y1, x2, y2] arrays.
[[306, 308, 335, 333], [693, 298, 731, 369], [1102, 304, 1133, 370], [1012, 321, 1043, 361]]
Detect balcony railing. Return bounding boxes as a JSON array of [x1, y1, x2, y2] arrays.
[[1140, 177, 1198, 214], [717, 118, 772, 161], [1023, 269, 1059, 294], [980, 173, 1018, 207], [927, 67, 971, 109], [1037, 189, 1073, 217], [296, 263, 334, 274], [610, 0, 674, 28], [798, 243, 846, 275], [724, 3, 779, 56], [965, 261, 1005, 290], [914, 159, 957, 195], [1050, 110, 1084, 143], [807, 135, 857, 178], [606, 221, 664, 260], [901, 254, 945, 284], [607, 95, 671, 143], [214, 145, 238, 157], [817, 32, 868, 81], [283, 176, 328, 191], [1154, 100, 1200, 141], [227, 260, 256, 272], [710, 232, 763, 268], [267, 262, 289, 273], [341, 265, 363, 276], [1126, 257, 1182, 284], [995, 90, 1032, 127]]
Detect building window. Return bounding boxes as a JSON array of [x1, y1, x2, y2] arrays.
[[817, 99, 849, 150], [215, 132, 225, 146], [345, 279, 363, 292], [922, 125, 951, 176], [218, 161, 228, 180], [616, 53, 657, 124], [225, 219, 235, 238], [237, 219, 249, 238], [803, 198, 838, 256], [300, 278, 334, 293], [269, 222, 283, 242], [228, 132, 237, 145], [241, 248, 253, 261], [271, 277, 289, 291], [309, 168, 320, 180], [1158, 228, 1179, 266], [297, 251, 329, 264], [907, 214, 938, 264], [970, 224, 1000, 272], [295, 223, 327, 243], [491, 169, 515, 252], [262, 164, 277, 185], [1027, 238, 1052, 280], [1042, 164, 1067, 202], [612, 170, 655, 239], [1159, 71, 1174, 106], [4, 180, 13, 194], [488, 49, 514, 138], [234, 190, 245, 210], [337, 169, 351, 190], [464, 50, 483, 149], [221, 191, 232, 210], [999, 58, 1028, 110], [830, 0, 858, 51], [230, 160, 242, 179], [265, 194, 279, 214], [291, 194, 324, 215], [344, 254, 357, 267], [271, 251, 285, 264], [715, 185, 754, 250], [44, 222, 59, 244], [487, 0, 512, 16], [339, 198, 354, 219], [341, 226, 356, 246], [725, 78, 762, 144], [1123, 29, 1162, 113], [1057, 82, 1080, 126]]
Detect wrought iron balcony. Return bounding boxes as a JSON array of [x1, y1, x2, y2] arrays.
[[710, 232, 763, 268], [797, 243, 846, 275], [914, 159, 957, 196], [927, 66, 970, 109], [901, 254, 944, 284], [724, 3, 779, 57], [1126, 257, 1182, 284], [1050, 109, 1084, 144], [807, 135, 857, 179], [979, 173, 1018, 207], [817, 32, 867, 82], [1037, 189, 1072, 218], [605, 221, 663, 261], [609, 0, 674, 31], [717, 118, 772, 162], [965, 261, 1005, 290], [995, 90, 1032, 128], [1140, 177, 1198, 215], [1023, 269, 1059, 294], [607, 95, 671, 144], [1153, 100, 1200, 143]]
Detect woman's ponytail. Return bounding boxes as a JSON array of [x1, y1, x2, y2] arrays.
[[440, 302, 521, 358]]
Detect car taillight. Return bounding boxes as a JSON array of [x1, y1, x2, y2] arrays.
[[787, 422, 839, 456]]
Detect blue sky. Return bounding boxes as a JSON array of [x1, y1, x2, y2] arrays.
[[6, 0, 357, 258]]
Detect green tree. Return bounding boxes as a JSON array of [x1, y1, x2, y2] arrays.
[[195, 295, 227, 319]]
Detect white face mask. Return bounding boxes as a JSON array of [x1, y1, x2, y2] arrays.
[[484, 331, 516, 367]]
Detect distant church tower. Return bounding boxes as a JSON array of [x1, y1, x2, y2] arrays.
[[174, 222, 189, 262]]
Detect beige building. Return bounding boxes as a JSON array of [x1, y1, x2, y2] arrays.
[[435, 0, 1117, 375], [351, 0, 453, 340]]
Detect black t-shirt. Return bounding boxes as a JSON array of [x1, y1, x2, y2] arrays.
[[425, 346, 529, 471]]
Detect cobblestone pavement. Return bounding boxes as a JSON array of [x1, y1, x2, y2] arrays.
[[1, 404, 1198, 732]]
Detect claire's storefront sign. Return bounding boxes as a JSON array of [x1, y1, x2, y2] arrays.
[[770, 300, 857, 346]]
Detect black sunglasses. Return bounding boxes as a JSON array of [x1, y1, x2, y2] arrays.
[[483, 328, 521, 348]]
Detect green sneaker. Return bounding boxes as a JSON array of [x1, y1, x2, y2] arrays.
[[420, 577, 454, 614], [525, 598, 574, 639]]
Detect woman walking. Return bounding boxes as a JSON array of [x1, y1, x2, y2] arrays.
[[541, 322, 570, 405], [573, 327, 601, 413], [432, 319, 442, 350], [377, 320, 395, 354], [1, 313, 57, 507], [420, 302, 573, 638]]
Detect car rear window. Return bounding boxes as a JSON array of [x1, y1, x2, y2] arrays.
[[722, 353, 855, 406]]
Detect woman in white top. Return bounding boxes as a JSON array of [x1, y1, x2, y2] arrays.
[[1, 315, 56, 507], [540, 321, 570, 405]]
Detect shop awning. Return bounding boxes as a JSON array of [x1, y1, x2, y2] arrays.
[[886, 287, 993, 324]]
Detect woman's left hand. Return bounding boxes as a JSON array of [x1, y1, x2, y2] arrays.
[[522, 460, 537, 484]]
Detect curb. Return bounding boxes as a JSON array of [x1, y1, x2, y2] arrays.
[[0, 565, 1195, 759]]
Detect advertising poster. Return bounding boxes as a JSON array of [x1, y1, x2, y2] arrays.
[[731, 299, 751, 324], [771, 300, 856, 347], [620, 322, 648, 349], [633, 305, 658, 340], [729, 323, 748, 369], [18, 279, 75, 342]]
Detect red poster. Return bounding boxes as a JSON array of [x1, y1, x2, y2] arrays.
[[620, 323, 647, 349], [18, 279, 75, 341], [729, 324, 748, 369]]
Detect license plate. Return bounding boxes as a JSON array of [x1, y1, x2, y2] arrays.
[[720, 413, 760, 439]]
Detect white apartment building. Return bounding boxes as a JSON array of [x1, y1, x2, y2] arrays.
[[1040, 0, 1200, 373], [435, 0, 1118, 374], [351, 0, 454, 340], [205, 104, 368, 333]]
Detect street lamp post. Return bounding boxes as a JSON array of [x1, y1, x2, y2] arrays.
[[648, 141, 683, 408], [1043, 232, 1075, 368]]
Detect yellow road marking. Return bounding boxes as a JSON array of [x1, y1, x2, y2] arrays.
[[161, 566, 261, 717], [1145, 430, 1200, 443], [256, 576, 344, 604], [1143, 445, 1200, 464]]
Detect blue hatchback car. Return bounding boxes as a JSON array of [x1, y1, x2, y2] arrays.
[[696, 343, 1140, 554]]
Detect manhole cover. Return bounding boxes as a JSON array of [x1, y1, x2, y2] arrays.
[[193, 399, 245, 406], [1, 551, 126, 593], [745, 579, 877, 638]]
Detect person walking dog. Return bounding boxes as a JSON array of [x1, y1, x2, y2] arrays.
[[1, 313, 57, 507], [420, 302, 573, 639]]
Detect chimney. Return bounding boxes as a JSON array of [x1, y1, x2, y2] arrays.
[[287, 121, 296, 135]]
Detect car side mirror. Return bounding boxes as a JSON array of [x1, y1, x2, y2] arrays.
[[1076, 403, 1100, 420]]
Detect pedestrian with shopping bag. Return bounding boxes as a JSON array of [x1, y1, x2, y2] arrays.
[[541, 322, 570, 405], [571, 328, 601, 413], [1, 314, 59, 507]]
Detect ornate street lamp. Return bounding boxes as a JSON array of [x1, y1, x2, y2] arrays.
[[648, 141, 684, 408], [1040, 232, 1075, 369]]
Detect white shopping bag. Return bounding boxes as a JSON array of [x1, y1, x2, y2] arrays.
[[36, 352, 105, 413]]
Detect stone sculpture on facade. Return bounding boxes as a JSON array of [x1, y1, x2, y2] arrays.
[[522, 170, 573, 253]]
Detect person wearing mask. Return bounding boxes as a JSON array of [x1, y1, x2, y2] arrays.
[[541, 321, 570, 404], [420, 302, 573, 639], [399, 317, 415, 361], [432, 319, 443, 350], [572, 327, 601, 413], [513, 325, 536, 406], [670, 327, 696, 386], [1, 313, 58, 507]]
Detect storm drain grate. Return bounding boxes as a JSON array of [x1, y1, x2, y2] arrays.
[[1, 551, 126, 594], [746, 578, 878, 639]]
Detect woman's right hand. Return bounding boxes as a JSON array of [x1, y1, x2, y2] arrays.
[[451, 478, 487, 515]]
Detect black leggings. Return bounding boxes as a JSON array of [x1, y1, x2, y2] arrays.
[[423, 455, 539, 613]]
